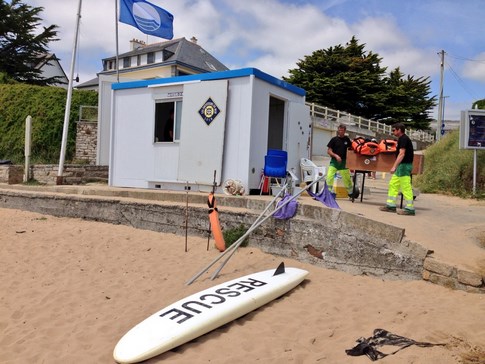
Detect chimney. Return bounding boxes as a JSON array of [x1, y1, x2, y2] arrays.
[[130, 38, 146, 50], [190, 36, 198, 44]]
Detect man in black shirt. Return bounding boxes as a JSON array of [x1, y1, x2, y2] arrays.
[[379, 123, 415, 215], [326, 124, 355, 198]]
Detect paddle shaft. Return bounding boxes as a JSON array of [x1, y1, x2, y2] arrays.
[[207, 170, 217, 251], [210, 176, 324, 280], [186, 182, 288, 286], [210, 183, 291, 280], [186, 176, 324, 285], [185, 181, 189, 253]]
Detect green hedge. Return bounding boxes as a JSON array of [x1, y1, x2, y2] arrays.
[[0, 84, 97, 164]]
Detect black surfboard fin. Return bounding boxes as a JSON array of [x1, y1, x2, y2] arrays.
[[273, 262, 285, 276]]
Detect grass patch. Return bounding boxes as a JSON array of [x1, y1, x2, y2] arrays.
[[71, 159, 91, 165], [414, 131, 485, 199], [223, 225, 249, 249], [22, 178, 44, 186]]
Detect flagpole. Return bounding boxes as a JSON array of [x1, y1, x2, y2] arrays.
[[115, 0, 120, 82], [57, 0, 82, 185]]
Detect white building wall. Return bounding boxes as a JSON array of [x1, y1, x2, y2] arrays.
[[97, 75, 117, 165], [97, 74, 143, 166], [151, 86, 184, 182], [312, 126, 334, 157], [248, 77, 270, 188], [155, 51, 163, 63], [110, 88, 155, 187], [110, 84, 186, 187], [39, 59, 68, 89], [109, 69, 310, 192], [248, 77, 309, 188], [220, 76, 254, 188]]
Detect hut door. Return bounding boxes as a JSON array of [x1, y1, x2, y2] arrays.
[[177, 79, 228, 186], [267, 96, 285, 150]]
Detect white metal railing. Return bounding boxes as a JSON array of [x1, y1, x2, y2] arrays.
[[306, 102, 435, 142]]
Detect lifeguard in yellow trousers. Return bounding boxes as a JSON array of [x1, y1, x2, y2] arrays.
[[326, 124, 355, 198], [379, 122, 415, 216]]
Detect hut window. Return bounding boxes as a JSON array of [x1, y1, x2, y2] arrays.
[[154, 100, 182, 143]]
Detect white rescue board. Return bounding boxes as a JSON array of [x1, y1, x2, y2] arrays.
[[113, 263, 308, 363]]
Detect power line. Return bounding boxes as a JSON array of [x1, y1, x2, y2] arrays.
[[444, 60, 480, 101], [447, 53, 485, 64], [436, 51, 481, 102]]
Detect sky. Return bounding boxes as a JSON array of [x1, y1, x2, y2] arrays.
[[28, 0, 485, 121]]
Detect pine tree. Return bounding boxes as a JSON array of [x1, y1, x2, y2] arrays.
[[284, 37, 436, 130], [381, 68, 436, 130], [0, 0, 60, 86]]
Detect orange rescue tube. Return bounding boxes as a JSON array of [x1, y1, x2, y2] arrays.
[[208, 193, 226, 252]]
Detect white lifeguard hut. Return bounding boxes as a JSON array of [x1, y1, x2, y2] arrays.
[[108, 68, 311, 193]]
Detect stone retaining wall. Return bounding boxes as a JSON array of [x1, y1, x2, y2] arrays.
[[0, 164, 108, 185], [0, 165, 23, 184], [0, 187, 482, 293], [423, 258, 485, 294], [0, 188, 426, 281]]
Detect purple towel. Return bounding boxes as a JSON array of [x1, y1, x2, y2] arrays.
[[273, 193, 299, 219], [307, 182, 340, 209]]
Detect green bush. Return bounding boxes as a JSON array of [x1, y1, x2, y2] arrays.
[[223, 224, 249, 248], [414, 130, 485, 198], [0, 84, 97, 164]]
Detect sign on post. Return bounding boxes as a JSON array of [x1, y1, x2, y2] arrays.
[[459, 109, 485, 195], [460, 110, 485, 150]]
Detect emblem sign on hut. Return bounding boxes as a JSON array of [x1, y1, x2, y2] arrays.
[[198, 97, 221, 125]]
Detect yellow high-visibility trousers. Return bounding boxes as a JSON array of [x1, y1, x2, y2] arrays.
[[326, 165, 353, 194], [385, 163, 414, 211]]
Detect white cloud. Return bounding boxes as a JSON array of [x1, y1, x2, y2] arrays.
[[24, 0, 485, 118], [462, 52, 485, 83], [351, 17, 437, 78], [30, 0, 439, 80], [175, 0, 336, 78], [198, 0, 355, 76]]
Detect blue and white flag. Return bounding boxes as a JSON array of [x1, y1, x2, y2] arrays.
[[119, 0, 174, 40]]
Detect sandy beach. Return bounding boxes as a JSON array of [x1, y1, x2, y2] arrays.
[[1, 206, 484, 364]]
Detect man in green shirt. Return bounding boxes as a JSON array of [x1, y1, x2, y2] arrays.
[[326, 124, 355, 198]]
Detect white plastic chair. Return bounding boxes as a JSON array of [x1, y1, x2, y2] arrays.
[[300, 158, 326, 193]]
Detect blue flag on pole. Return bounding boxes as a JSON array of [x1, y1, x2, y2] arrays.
[[119, 0, 174, 39]]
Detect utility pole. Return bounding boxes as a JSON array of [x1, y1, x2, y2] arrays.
[[436, 50, 445, 141]]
